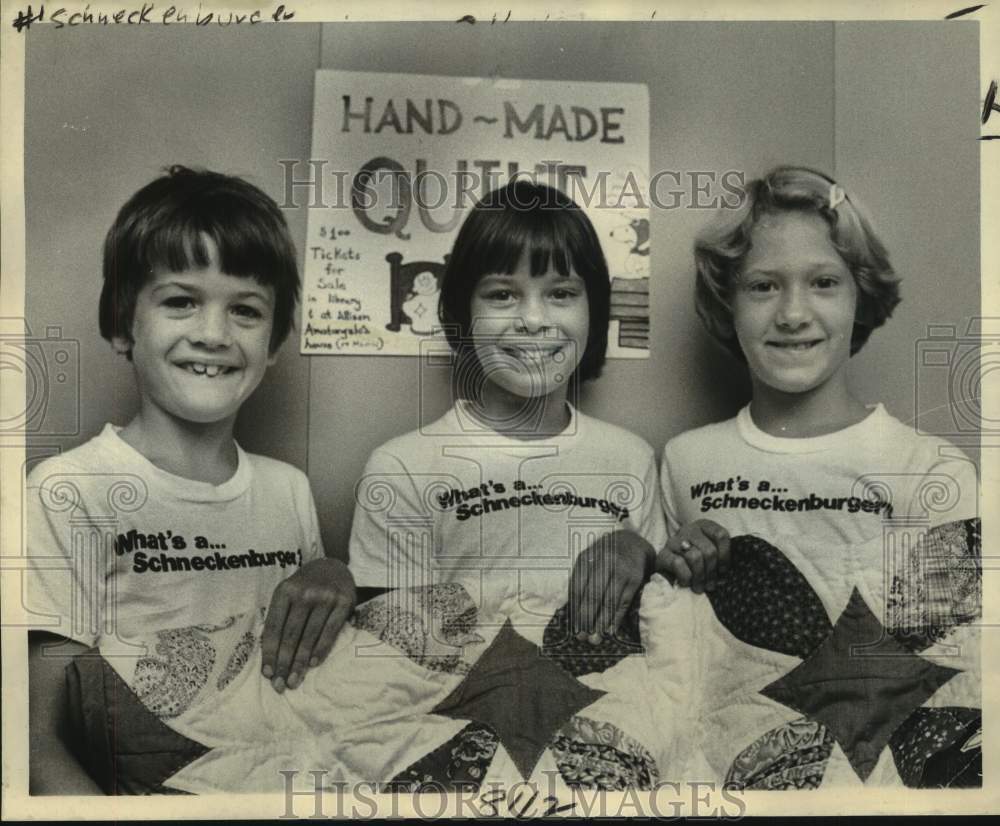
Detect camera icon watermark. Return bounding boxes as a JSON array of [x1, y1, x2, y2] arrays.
[[913, 317, 999, 446], [418, 331, 580, 438], [0, 317, 80, 437]]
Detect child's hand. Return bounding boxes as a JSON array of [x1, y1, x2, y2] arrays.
[[568, 530, 654, 645], [656, 519, 731, 594], [261, 557, 356, 693]]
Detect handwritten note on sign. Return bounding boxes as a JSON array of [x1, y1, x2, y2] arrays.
[[300, 70, 650, 357]]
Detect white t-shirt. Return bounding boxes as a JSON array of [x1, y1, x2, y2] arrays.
[[348, 401, 667, 615], [26, 424, 324, 648], [654, 405, 981, 787], [661, 403, 979, 544]]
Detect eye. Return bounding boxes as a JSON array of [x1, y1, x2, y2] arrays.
[[550, 287, 581, 301], [162, 295, 195, 310], [813, 275, 840, 290], [481, 288, 515, 304], [232, 303, 266, 320], [746, 279, 777, 294]]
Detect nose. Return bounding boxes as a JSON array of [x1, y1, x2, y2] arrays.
[[775, 284, 811, 330], [516, 294, 548, 334], [193, 305, 232, 348]]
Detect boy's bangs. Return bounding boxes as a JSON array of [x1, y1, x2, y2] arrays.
[[141, 221, 214, 275], [141, 218, 276, 285]]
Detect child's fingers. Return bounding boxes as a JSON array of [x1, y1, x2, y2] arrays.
[[594, 577, 618, 639], [698, 519, 729, 573], [704, 523, 732, 575], [586, 569, 617, 642], [679, 539, 706, 593], [657, 549, 692, 587], [285, 604, 333, 689], [696, 532, 719, 590], [568, 559, 588, 636], [606, 579, 635, 638], [260, 587, 292, 679], [311, 599, 353, 667], [574, 567, 604, 639], [570, 550, 601, 636], [272, 602, 310, 692], [603, 547, 642, 635], [575, 570, 601, 640]]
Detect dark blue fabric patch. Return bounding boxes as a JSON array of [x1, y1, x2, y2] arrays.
[[889, 706, 981, 788], [708, 535, 833, 659], [66, 652, 210, 795], [541, 593, 644, 677]]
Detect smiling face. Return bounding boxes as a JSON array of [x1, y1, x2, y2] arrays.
[[469, 260, 589, 405], [115, 239, 276, 429], [732, 210, 858, 399]]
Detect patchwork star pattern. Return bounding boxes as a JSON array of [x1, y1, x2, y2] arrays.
[[762, 587, 961, 781], [431, 618, 606, 780]]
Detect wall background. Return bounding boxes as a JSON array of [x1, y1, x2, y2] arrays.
[[25, 21, 980, 559]]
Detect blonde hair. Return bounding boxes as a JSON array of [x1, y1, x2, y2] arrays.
[[694, 166, 900, 360]]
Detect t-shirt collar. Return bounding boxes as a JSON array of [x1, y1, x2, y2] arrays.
[[451, 399, 581, 453], [736, 402, 886, 455], [101, 423, 253, 501]]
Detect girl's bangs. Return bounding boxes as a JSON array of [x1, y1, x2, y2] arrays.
[[476, 212, 577, 279]]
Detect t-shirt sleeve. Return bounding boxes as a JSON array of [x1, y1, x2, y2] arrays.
[[24, 467, 106, 648], [293, 469, 325, 564], [659, 440, 683, 538], [632, 447, 667, 550], [347, 448, 434, 589], [912, 448, 980, 528]]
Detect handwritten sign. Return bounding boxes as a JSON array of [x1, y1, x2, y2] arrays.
[[300, 70, 650, 357]]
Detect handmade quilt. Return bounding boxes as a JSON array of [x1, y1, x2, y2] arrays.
[[67, 518, 981, 794], [650, 517, 982, 789]]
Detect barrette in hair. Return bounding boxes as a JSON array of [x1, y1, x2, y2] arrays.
[[828, 183, 846, 209]]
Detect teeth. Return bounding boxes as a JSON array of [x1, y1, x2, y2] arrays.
[[502, 346, 560, 360], [183, 363, 231, 376]]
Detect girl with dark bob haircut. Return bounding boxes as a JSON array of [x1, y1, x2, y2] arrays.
[[438, 179, 611, 392], [349, 178, 672, 647], [694, 165, 900, 361], [99, 165, 300, 356]]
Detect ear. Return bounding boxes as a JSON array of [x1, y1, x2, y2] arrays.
[[111, 336, 132, 357], [267, 349, 279, 367]]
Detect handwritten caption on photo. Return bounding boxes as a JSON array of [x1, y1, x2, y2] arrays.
[[10, 3, 295, 32]]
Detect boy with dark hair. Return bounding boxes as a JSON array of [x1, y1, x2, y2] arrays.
[[27, 166, 355, 794]]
